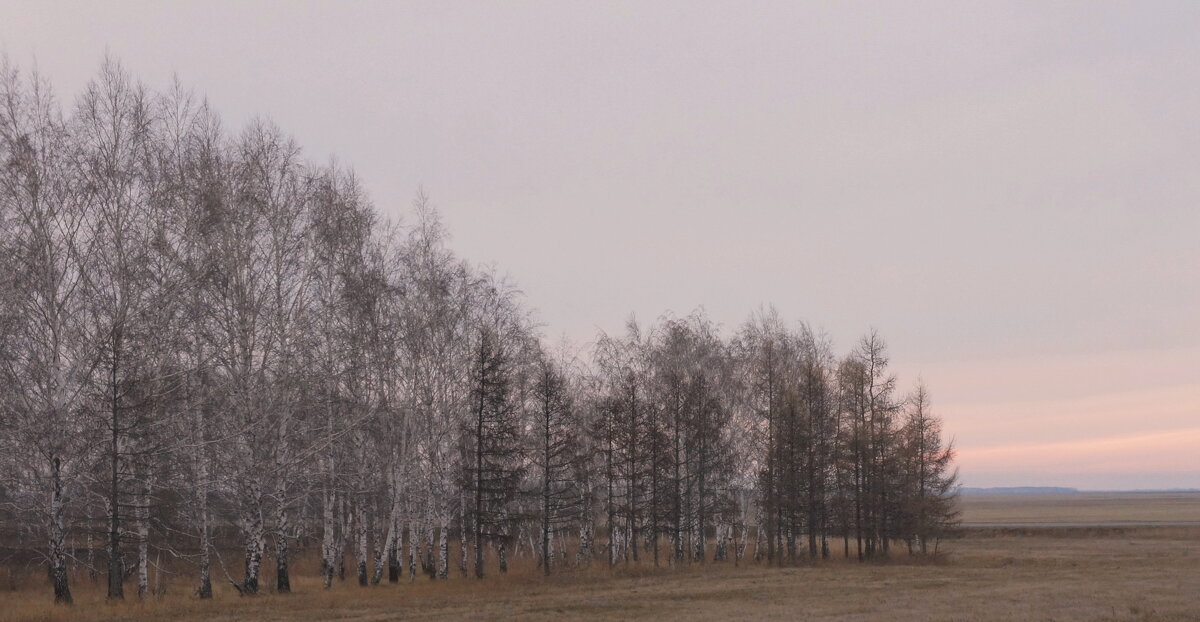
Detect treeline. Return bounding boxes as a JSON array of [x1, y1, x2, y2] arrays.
[[0, 58, 958, 605]]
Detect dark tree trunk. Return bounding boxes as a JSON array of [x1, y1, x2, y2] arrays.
[[388, 524, 400, 582], [276, 502, 291, 593], [542, 388, 552, 576], [474, 334, 486, 580], [51, 457, 73, 605], [108, 342, 124, 600]]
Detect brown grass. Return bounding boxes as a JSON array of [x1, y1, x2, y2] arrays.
[[959, 492, 1200, 524], [3, 529, 1198, 621], [4, 494, 1200, 621]]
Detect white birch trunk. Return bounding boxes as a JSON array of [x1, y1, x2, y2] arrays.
[[321, 490, 337, 588], [195, 436, 213, 598], [356, 496, 369, 586], [373, 493, 398, 584], [713, 524, 723, 562], [407, 517, 419, 581], [275, 501, 290, 593], [274, 419, 292, 594], [136, 483, 149, 599], [408, 518, 417, 583], [437, 505, 450, 580], [198, 500, 212, 598], [49, 457, 72, 604], [731, 522, 741, 566], [423, 510, 435, 577], [86, 532, 96, 583], [616, 526, 623, 565], [577, 517, 593, 565], [337, 496, 350, 581], [753, 521, 764, 561], [459, 504, 468, 577], [241, 499, 265, 595]]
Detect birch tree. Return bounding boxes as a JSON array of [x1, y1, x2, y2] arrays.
[[0, 58, 91, 604], [73, 58, 165, 600], [157, 83, 226, 598], [733, 307, 791, 565]]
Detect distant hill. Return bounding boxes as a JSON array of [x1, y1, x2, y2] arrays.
[[961, 486, 1079, 495]]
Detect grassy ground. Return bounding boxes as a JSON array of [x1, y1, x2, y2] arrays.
[[959, 492, 1200, 524], [4, 494, 1199, 621], [5, 531, 1198, 621]]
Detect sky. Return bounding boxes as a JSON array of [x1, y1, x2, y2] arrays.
[[1, 1, 1197, 490]]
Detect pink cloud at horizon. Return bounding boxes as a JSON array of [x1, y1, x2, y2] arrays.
[[909, 346, 1200, 488], [956, 426, 1200, 477]]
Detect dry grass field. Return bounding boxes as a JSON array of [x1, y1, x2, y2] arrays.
[[3, 494, 1199, 622], [959, 492, 1200, 525]]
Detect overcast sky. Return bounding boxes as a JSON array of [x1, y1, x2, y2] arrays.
[[2, 0, 1197, 489]]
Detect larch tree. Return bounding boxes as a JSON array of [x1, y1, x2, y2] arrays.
[[899, 381, 959, 554], [465, 275, 528, 578], [530, 349, 581, 575]]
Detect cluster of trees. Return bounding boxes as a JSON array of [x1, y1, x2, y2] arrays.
[[0, 59, 958, 605]]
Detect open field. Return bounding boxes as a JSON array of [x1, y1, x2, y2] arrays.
[[959, 492, 1200, 525], [3, 494, 1198, 621], [3, 529, 1199, 621]]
